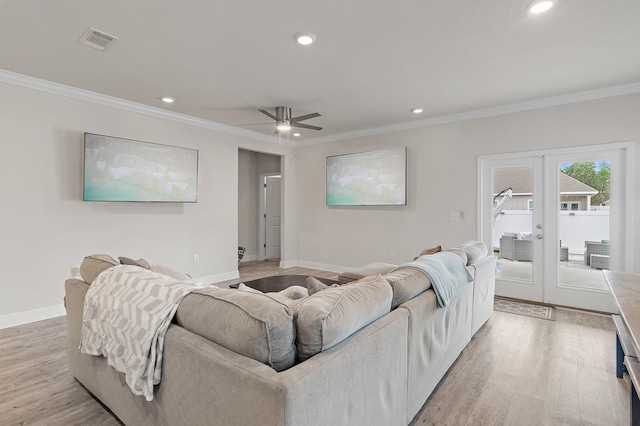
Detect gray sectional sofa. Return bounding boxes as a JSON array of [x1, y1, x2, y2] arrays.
[[64, 241, 496, 426]]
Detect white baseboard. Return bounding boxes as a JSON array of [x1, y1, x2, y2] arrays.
[[0, 304, 66, 330], [295, 260, 346, 274], [240, 254, 257, 263], [195, 270, 239, 285]]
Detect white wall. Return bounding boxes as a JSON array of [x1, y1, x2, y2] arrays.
[[238, 149, 281, 260], [2, 76, 639, 328], [295, 93, 640, 272], [0, 81, 294, 327]]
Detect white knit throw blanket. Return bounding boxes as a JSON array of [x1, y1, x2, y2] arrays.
[[79, 264, 210, 401]]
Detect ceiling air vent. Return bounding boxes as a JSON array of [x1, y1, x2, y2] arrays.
[[80, 28, 118, 51]]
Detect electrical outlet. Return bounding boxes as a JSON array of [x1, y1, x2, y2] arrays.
[[70, 266, 79, 277], [389, 251, 395, 259], [193, 255, 199, 263], [449, 211, 464, 222]]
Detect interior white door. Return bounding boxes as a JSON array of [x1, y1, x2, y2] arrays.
[[264, 175, 281, 259]]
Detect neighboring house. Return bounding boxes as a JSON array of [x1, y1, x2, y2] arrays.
[[493, 166, 598, 211]]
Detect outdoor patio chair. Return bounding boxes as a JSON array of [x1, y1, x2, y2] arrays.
[[584, 241, 610, 266], [500, 235, 532, 262]]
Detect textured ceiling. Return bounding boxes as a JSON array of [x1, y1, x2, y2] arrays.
[[1, 0, 639, 142]]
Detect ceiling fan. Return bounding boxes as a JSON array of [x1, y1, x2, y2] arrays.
[[243, 106, 322, 133]]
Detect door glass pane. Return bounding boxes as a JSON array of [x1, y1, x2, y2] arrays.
[[557, 161, 610, 290], [493, 166, 533, 283]]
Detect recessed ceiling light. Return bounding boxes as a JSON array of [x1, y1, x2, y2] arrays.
[[411, 108, 424, 114], [161, 97, 175, 104], [295, 32, 316, 45], [528, 1, 553, 14], [293, 132, 301, 137]]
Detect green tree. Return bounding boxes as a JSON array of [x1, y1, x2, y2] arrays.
[[561, 161, 610, 206]]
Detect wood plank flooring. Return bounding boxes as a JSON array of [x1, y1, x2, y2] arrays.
[[0, 261, 630, 425]]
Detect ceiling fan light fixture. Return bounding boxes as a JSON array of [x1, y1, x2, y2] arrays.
[[276, 120, 291, 132], [295, 32, 316, 45], [528, 0, 553, 14]]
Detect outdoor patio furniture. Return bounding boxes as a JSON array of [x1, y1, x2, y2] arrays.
[[584, 241, 610, 266], [591, 254, 610, 269], [500, 235, 532, 261], [560, 246, 569, 262]]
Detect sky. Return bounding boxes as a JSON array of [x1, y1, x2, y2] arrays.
[[559, 160, 610, 171]]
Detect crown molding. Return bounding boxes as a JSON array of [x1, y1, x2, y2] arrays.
[[4, 69, 639, 148], [299, 81, 640, 146], [0, 69, 294, 146]]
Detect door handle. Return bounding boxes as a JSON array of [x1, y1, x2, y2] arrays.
[[536, 234, 543, 239]]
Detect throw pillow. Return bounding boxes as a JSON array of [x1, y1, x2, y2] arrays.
[[413, 245, 441, 260], [237, 283, 309, 309], [118, 256, 150, 269], [79, 254, 119, 284], [306, 276, 328, 295], [306, 276, 341, 295], [279, 285, 309, 300], [148, 263, 192, 281], [238, 283, 263, 293]]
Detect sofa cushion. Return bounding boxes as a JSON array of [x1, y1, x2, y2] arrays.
[[457, 241, 488, 266], [79, 254, 119, 284], [295, 275, 393, 361], [176, 288, 296, 371], [382, 269, 432, 309]]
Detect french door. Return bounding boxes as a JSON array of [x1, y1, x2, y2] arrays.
[[479, 143, 633, 313], [481, 156, 544, 302]]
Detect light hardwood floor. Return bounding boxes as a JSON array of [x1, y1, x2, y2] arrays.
[[0, 261, 630, 425]]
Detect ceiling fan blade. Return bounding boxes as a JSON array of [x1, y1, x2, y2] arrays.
[[237, 122, 273, 126], [290, 112, 321, 123], [292, 122, 323, 131], [258, 109, 277, 120]]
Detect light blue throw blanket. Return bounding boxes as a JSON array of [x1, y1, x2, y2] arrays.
[[391, 252, 472, 307]]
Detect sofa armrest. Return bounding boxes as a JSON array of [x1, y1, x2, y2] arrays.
[[469, 255, 496, 335]]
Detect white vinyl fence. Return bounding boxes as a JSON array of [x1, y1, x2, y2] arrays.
[[493, 210, 610, 254]]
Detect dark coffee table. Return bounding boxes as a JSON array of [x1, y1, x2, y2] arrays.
[[230, 275, 336, 293]]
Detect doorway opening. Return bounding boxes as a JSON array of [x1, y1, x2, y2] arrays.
[[238, 149, 282, 265]]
